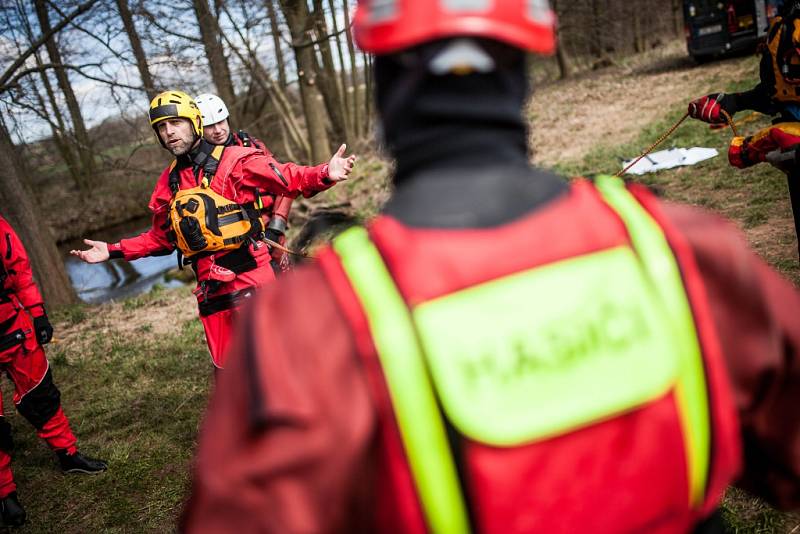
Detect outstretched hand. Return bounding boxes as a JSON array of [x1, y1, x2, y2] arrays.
[[327, 144, 357, 182], [70, 239, 110, 264]]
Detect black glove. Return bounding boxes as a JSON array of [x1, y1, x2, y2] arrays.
[[264, 228, 284, 244], [33, 314, 53, 345]]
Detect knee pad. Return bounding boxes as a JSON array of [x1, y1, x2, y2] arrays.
[[16, 368, 61, 430], [0, 418, 12, 454]]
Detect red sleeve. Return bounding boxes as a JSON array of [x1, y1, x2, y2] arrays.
[[234, 152, 334, 199], [111, 174, 175, 261], [0, 216, 44, 315], [272, 195, 294, 223], [182, 265, 375, 533], [662, 201, 800, 509]]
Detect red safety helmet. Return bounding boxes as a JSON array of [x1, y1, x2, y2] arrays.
[[353, 0, 556, 56]]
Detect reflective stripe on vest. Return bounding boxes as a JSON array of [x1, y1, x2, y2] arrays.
[[332, 175, 710, 534]]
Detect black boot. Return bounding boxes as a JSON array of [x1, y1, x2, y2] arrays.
[[0, 492, 26, 527], [56, 450, 108, 474]]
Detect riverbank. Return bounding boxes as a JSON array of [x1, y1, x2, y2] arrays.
[[18, 38, 800, 532]]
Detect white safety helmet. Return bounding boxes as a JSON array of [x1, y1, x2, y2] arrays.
[[194, 93, 229, 126]]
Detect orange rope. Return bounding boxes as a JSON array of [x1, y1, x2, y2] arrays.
[[615, 113, 690, 177], [614, 110, 739, 177], [711, 110, 756, 132], [261, 236, 311, 258], [719, 109, 739, 137]]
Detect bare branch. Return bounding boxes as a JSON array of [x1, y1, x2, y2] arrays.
[[138, 6, 202, 44], [281, 24, 350, 50], [1, 62, 142, 92], [0, 0, 99, 93]]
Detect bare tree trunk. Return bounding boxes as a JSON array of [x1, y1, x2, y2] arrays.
[[32, 52, 83, 187], [0, 121, 76, 307], [32, 82, 81, 188], [552, 0, 572, 79], [362, 50, 372, 135], [33, 0, 95, 191], [215, 8, 311, 159], [280, 0, 332, 164], [342, 0, 361, 138], [115, 0, 158, 100], [266, 0, 288, 88], [632, 2, 645, 53], [278, 119, 298, 162], [555, 41, 573, 79], [192, 0, 236, 121], [673, 0, 684, 35], [328, 0, 352, 136], [311, 0, 347, 142], [590, 0, 603, 57]]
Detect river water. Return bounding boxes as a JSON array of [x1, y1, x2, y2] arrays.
[[59, 217, 187, 304]]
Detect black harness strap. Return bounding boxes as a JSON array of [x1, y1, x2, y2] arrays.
[[238, 130, 253, 147], [198, 287, 256, 317], [169, 142, 226, 196], [238, 130, 266, 152], [168, 161, 182, 196], [0, 329, 25, 352]]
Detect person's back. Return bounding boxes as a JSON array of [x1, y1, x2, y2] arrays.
[[183, 2, 800, 532]]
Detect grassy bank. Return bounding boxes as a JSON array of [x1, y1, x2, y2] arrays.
[[2, 286, 207, 532], [555, 74, 799, 286], [560, 74, 800, 533]]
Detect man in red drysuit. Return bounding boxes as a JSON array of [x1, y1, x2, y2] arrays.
[[183, 2, 800, 533], [194, 93, 294, 274], [0, 215, 107, 527], [71, 90, 355, 368]]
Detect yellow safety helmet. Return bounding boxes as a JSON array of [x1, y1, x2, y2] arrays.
[[148, 90, 202, 147]]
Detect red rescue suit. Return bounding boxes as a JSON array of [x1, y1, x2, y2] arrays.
[[229, 131, 293, 273], [179, 180, 800, 533], [317, 181, 742, 533], [0, 216, 77, 498], [108, 144, 333, 368]]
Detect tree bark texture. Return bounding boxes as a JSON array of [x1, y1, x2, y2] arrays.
[[280, 0, 332, 164], [328, 0, 352, 136], [116, 0, 158, 100], [192, 0, 237, 123], [0, 122, 76, 307], [266, 0, 288, 88], [342, 0, 361, 138], [311, 0, 348, 142]]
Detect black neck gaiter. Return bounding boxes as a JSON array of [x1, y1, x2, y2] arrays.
[[376, 46, 531, 183], [376, 43, 567, 228]]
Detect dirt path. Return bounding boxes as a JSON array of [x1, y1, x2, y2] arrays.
[[530, 40, 757, 166]]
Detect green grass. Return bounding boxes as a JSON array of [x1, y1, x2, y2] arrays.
[[722, 488, 800, 533], [555, 73, 799, 286], [560, 76, 800, 532], [1, 288, 209, 532]]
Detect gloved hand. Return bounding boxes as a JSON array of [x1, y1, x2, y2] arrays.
[[688, 93, 737, 124], [264, 228, 284, 244], [33, 314, 53, 345]]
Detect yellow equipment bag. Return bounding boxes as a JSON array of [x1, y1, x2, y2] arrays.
[[168, 145, 264, 258]]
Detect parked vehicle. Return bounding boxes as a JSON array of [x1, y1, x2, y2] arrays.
[[683, 0, 782, 61]]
